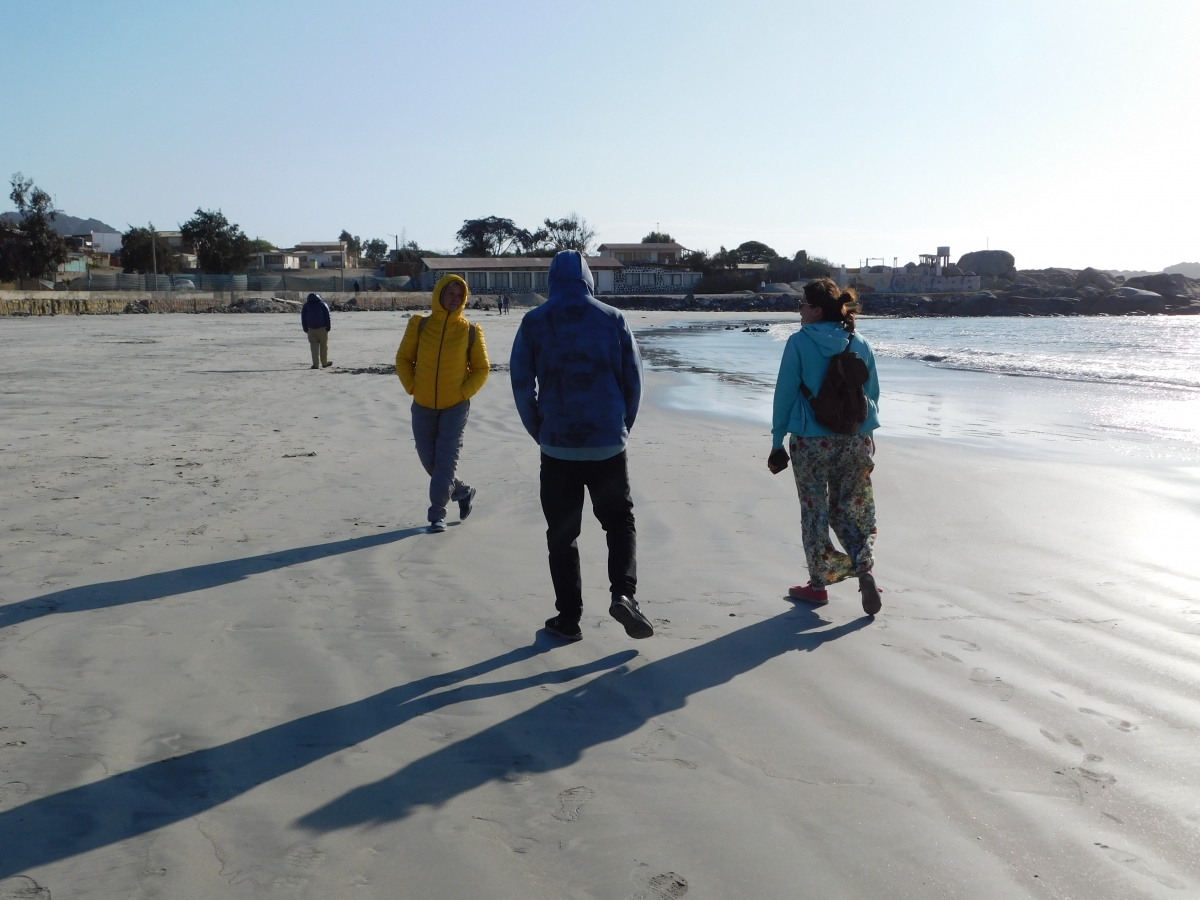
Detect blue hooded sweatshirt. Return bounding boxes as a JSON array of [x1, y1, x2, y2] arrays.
[[510, 251, 643, 459], [771, 322, 880, 447], [301, 293, 331, 331]]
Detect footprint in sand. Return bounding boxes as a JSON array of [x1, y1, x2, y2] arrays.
[[1079, 708, 1138, 732], [1040, 729, 1060, 744], [1094, 843, 1187, 890], [631, 872, 689, 899], [941, 652, 962, 663], [0, 876, 51, 900], [969, 668, 1015, 701], [285, 845, 325, 871], [0, 782, 29, 810], [632, 726, 675, 757], [552, 786, 594, 821], [941, 635, 981, 651]]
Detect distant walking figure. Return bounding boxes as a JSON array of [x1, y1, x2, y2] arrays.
[[510, 250, 652, 642], [396, 275, 490, 533], [769, 278, 882, 615], [301, 292, 333, 368], [503, 295, 511, 315]]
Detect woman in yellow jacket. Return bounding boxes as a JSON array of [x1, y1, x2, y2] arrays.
[[396, 275, 490, 532]]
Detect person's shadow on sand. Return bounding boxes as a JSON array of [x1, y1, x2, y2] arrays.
[[0, 607, 869, 878], [296, 608, 870, 832], [0, 527, 427, 630]]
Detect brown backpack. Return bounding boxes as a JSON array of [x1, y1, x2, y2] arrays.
[[799, 330, 869, 434]]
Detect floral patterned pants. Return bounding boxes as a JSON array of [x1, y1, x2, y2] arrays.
[[788, 433, 877, 589]]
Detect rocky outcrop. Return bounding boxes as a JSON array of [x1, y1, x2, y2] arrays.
[[957, 250, 1016, 278]]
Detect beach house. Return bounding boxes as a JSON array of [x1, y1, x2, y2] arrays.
[[596, 242, 702, 294]]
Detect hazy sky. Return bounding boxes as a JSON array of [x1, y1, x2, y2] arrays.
[[2, 0, 1197, 270]]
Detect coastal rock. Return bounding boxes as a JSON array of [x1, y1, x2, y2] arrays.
[[1077, 267, 1117, 290], [1092, 289, 1167, 315], [945, 292, 1012, 316], [958, 250, 1016, 278], [1124, 273, 1199, 300]]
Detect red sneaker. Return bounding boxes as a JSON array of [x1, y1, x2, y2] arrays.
[[788, 583, 829, 606]]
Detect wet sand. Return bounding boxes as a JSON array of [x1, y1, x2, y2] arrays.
[[0, 311, 1198, 898]]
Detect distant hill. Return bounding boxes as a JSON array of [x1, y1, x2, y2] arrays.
[[0, 211, 119, 235], [1164, 262, 1200, 278]]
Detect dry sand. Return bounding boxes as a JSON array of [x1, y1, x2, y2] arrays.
[[0, 310, 1198, 898]]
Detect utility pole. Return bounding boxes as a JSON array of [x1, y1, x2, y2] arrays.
[[150, 222, 157, 287]]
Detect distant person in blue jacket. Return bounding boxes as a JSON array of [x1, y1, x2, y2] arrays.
[[510, 250, 653, 643], [769, 278, 882, 615], [301, 292, 333, 368]]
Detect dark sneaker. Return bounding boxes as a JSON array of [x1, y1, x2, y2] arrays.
[[428, 519, 447, 534], [544, 615, 582, 642], [322, 361, 333, 368], [859, 572, 882, 616], [310, 364, 319, 369], [458, 486, 477, 520], [609, 595, 654, 639]]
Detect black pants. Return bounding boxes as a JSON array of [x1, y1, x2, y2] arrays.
[[540, 451, 637, 622]]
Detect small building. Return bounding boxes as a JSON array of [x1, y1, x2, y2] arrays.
[[597, 242, 701, 293], [292, 241, 356, 269], [597, 242, 685, 265], [70, 231, 122, 255], [420, 256, 625, 294], [248, 251, 300, 271]]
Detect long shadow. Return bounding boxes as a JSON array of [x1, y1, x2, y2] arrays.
[[0, 638, 636, 878], [295, 607, 870, 830], [0, 527, 425, 630]]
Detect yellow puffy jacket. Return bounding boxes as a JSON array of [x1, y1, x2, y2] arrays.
[[396, 274, 490, 409]]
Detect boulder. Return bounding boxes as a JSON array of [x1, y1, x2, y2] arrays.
[[1092, 288, 1167, 315], [1124, 272, 1199, 300], [945, 292, 1010, 316], [1076, 267, 1117, 290], [957, 250, 1016, 278]]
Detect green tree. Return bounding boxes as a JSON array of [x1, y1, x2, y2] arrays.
[[180, 209, 252, 274], [0, 173, 69, 282], [641, 230, 673, 243], [542, 213, 596, 253], [734, 240, 778, 263], [120, 225, 178, 274], [363, 238, 390, 264], [248, 238, 276, 254], [456, 216, 523, 256], [338, 230, 362, 257]]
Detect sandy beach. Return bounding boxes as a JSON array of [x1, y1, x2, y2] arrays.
[[1, 310, 1199, 898]]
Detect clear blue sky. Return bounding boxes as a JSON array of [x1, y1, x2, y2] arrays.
[[2, 0, 1197, 270]]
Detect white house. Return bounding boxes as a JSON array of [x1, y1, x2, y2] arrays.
[[248, 252, 300, 271], [596, 242, 702, 293], [292, 242, 357, 269]]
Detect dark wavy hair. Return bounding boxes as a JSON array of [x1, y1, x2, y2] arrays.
[[802, 278, 859, 332]]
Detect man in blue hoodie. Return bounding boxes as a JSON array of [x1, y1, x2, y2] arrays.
[[510, 250, 653, 642], [301, 292, 333, 369]]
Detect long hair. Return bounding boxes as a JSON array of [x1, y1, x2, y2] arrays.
[[802, 278, 859, 332]]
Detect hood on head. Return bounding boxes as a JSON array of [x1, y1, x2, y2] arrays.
[[548, 250, 594, 302], [431, 274, 470, 319], [306, 292, 323, 303], [803, 321, 854, 357]]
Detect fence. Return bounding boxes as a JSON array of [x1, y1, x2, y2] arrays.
[[66, 273, 414, 292]]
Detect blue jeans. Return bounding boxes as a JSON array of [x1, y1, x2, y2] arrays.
[[411, 400, 472, 522]]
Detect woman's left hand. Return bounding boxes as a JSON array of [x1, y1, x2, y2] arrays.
[[768, 448, 789, 474]]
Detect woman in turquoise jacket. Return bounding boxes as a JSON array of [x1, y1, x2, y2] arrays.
[[769, 278, 882, 615]]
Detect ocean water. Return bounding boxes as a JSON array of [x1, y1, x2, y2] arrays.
[[635, 316, 1200, 463]]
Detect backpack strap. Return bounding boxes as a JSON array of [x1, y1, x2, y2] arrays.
[[417, 314, 427, 336]]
